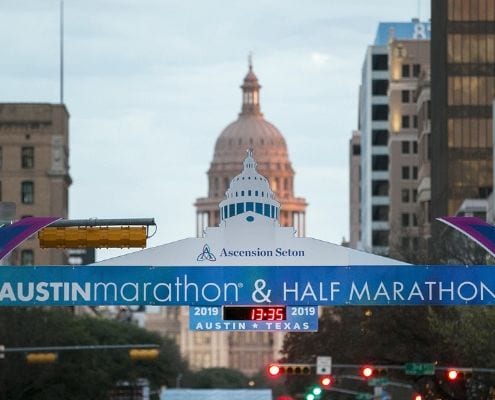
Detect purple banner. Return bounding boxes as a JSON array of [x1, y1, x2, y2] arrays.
[[0, 217, 61, 261], [437, 216, 495, 257]]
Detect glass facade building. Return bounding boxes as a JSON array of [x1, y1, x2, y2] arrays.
[[431, 0, 495, 220]]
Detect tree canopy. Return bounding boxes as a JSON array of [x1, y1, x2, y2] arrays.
[[0, 308, 187, 400]]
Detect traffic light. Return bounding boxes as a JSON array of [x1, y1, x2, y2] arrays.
[[413, 394, 423, 400], [447, 369, 461, 381], [360, 365, 387, 379], [320, 375, 333, 388], [311, 386, 323, 396], [39, 226, 147, 248], [26, 352, 58, 364], [129, 348, 159, 361], [266, 363, 313, 376], [268, 364, 282, 377]]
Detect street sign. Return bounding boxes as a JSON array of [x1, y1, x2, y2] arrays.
[[405, 362, 435, 375], [189, 306, 318, 331], [316, 356, 332, 375], [368, 377, 389, 387]]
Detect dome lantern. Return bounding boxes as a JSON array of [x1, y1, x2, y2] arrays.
[[240, 55, 262, 117]]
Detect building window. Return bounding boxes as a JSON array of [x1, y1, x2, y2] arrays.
[[479, 187, 492, 198], [372, 54, 388, 71], [402, 115, 410, 128], [21, 250, 34, 266], [372, 130, 388, 146], [372, 105, 388, 121], [412, 214, 418, 227], [372, 155, 388, 171], [402, 166, 410, 180], [372, 230, 389, 247], [413, 64, 421, 77], [21, 181, 34, 204], [413, 189, 418, 202], [21, 147, 34, 169], [402, 64, 410, 77], [413, 141, 418, 154], [401, 90, 410, 103], [372, 79, 389, 95], [401, 189, 410, 203], [412, 166, 418, 180], [401, 213, 409, 227], [372, 205, 389, 221], [401, 141, 410, 154], [352, 144, 361, 155], [413, 115, 418, 128], [372, 180, 389, 196]]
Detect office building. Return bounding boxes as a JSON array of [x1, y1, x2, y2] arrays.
[[0, 103, 71, 265], [356, 21, 430, 254], [387, 39, 430, 257], [431, 0, 495, 223]]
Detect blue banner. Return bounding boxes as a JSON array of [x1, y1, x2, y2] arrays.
[[1, 265, 495, 306]]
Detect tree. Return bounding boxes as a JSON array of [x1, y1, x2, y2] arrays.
[[0, 308, 188, 400]]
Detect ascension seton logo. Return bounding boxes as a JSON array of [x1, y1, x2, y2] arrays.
[[197, 244, 216, 262]]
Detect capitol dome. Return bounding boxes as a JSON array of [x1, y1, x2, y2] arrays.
[[212, 64, 289, 165], [195, 61, 307, 236]]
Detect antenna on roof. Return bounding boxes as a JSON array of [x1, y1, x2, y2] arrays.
[[60, 0, 64, 104], [248, 51, 253, 71]]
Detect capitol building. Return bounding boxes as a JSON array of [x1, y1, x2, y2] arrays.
[[195, 61, 307, 236], [145, 62, 307, 376]]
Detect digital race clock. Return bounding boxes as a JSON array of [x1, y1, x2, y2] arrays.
[[223, 306, 286, 321]]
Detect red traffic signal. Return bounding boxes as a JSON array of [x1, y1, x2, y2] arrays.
[[361, 366, 374, 378], [320, 375, 333, 388], [268, 364, 281, 377], [267, 363, 313, 377], [446, 369, 466, 381], [360, 365, 387, 379]]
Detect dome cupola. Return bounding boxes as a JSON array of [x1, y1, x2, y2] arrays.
[[240, 56, 262, 117]]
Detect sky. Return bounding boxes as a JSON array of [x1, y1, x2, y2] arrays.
[[0, 0, 430, 261]]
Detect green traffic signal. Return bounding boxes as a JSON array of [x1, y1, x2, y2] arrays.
[[306, 394, 315, 400], [312, 387, 323, 396]]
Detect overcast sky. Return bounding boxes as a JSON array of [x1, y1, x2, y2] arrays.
[[1, 0, 430, 260]]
